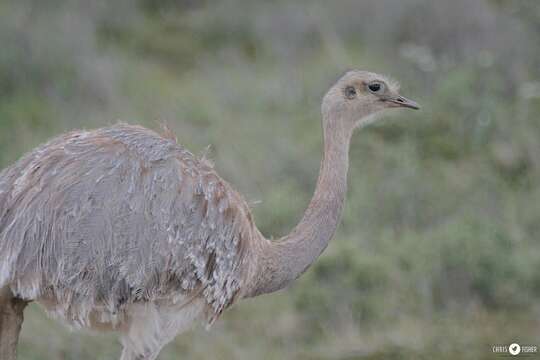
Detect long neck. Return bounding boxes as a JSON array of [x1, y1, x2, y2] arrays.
[[247, 116, 352, 297]]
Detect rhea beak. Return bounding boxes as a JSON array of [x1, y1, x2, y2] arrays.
[[386, 95, 420, 110]]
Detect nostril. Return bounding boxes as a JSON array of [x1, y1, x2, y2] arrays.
[[396, 98, 404, 103]]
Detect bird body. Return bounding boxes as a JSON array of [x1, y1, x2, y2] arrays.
[[0, 71, 419, 359], [0, 124, 262, 357]]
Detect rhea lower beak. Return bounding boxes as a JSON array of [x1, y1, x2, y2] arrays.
[[387, 94, 420, 110]]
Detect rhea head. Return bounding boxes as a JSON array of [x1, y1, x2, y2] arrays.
[[322, 70, 419, 132]]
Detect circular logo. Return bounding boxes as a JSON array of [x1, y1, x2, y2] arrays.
[[509, 343, 521, 356]]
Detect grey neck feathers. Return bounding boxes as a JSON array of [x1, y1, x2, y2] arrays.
[[246, 113, 352, 297]]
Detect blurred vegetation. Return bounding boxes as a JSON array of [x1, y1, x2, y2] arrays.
[[1, 0, 539, 359]]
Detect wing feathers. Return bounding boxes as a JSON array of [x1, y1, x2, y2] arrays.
[[0, 124, 255, 326]]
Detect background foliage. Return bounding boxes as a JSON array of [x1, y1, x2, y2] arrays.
[[1, 0, 539, 359]]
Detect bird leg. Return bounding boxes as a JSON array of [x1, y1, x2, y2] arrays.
[[0, 292, 28, 360], [120, 347, 161, 360]]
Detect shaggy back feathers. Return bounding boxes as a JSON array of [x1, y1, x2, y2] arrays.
[[0, 124, 255, 326]]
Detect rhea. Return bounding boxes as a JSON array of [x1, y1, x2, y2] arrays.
[[0, 70, 418, 360]]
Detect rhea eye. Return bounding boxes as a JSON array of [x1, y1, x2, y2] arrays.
[[344, 86, 357, 99], [367, 82, 384, 94]]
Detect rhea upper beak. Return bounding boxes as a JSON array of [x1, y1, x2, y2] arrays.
[[386, 94, 420, 110]]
